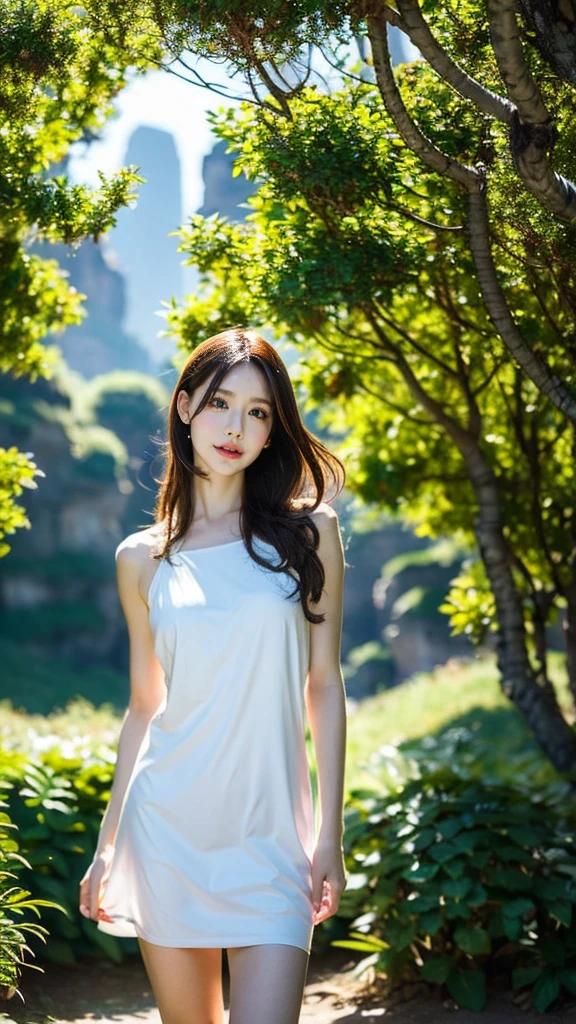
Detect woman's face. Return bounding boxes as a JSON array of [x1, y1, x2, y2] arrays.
[[179, 362, 274, 473]]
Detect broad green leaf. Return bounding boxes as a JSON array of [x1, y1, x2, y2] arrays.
[[429, 842, 459, 864], [533, 970, 561, 1013], [420, 956, 454, 984], [453, 927, 492, 955], [503, 898, 535, 918], [446, 968, 487, 1012], [513, 966, 542, 990], [419, 909, 443, 936]]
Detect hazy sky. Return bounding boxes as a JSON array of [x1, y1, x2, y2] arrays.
[[68, 58, 243, 222], [67, 33, 417, 220]]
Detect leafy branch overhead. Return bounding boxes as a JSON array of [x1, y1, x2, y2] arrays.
[[136, 0, 576, 772], [0, 0, 160, 554]]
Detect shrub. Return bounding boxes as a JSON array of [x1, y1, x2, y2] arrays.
[[0, 775, 64, 1004], [0, 742, 134, 968], [334, 745, 576, 1012]]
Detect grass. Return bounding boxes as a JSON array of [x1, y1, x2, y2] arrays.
[[344, 651, 571, 793]]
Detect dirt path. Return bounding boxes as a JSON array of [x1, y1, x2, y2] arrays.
[[3, 948, 576, 1023]]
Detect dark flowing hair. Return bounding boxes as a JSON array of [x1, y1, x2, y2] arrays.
[[150, 327, 346, 624]]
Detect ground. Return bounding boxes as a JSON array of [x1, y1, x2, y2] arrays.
[[3, 947, 576, 1024]]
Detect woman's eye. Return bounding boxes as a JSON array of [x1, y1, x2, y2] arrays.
[[210, 398, 267, 419]]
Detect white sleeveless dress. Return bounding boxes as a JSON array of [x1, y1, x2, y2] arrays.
[[96, 535, 316, 953]]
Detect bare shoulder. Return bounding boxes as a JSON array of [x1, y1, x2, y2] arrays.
[[115, 524, 163, 569], [115, 525, 165, 609], [308, 500, 339, 526]]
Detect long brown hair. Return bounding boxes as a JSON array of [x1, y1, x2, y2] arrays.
[[151, 327, 346, 624]]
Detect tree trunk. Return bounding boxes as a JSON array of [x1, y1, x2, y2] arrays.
[[386, 343, 576, 771], [517, 0, 576, 87], [562, 584, 576, 708], [464, 443, 576, 771]]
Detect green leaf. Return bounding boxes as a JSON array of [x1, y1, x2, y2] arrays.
[[332, 939, 383, 951], [404, 861, 440, 883], [404, 893, 440, 913], [507, 826, 543, 847], [446, 968, 487, 1012], [469, 849, 491, 869], [489, 868, 532, 891], [420, 956, 454, 984], [419, 909, 443, 936], [534, 878, 571, 900], [512, 966, 542, 990], [443, 877, 472, 899], [453, 927, 492, 955], [429, 842, 459, 864], [467, 881, 488, 906], [503, 916, 524, 941], [384, 917, 418, 950], [413, 827, 437, 852], [436, 818, 462, 840], [497, 845, 535, 864], [533, 970, 561, 1013], [452, 830, 487, 854], [443, 858, 466, 880], [548, 902, 572, 927], [503, 898, 535, 918], [445, 898, 471, 920]]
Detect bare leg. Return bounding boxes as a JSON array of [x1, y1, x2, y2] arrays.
[[226, 942, 309, 1024], [138, 937, 225, 1024]]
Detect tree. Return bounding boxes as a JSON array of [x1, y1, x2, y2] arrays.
[[0, 0, 158, 553], [107, 0, 576, 769]]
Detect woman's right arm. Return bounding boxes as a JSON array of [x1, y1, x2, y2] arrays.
[[79, 539, 166, 919]]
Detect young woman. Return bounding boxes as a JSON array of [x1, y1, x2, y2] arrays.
[[78, 327, 348, 1024]]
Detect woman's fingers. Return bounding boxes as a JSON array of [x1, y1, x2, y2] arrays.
[[79, 876, 91, 917], [313, 878, 345, 924], [90, 872, 104, 921], [80, 850, 115, 922]]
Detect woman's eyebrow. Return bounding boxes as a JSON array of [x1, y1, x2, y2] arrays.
[[215, 387, 272, 408]]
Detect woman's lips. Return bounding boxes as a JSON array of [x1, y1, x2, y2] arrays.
[[214, 445, 242, 459]]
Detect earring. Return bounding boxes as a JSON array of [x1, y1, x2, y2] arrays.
[[263, 439, 271, 448]]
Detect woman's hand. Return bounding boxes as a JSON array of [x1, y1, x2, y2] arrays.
[[79, 845, 116, 923], [311, 836, 347, 925]]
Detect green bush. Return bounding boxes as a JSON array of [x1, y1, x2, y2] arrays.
[[334, 745, 576, 1013], [0, 774, 65, 1003], [0, 742, 137, 967]]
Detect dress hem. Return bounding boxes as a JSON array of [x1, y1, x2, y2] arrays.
[[98, 920, 312, 953]]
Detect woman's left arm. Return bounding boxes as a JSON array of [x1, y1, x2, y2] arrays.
[[304, 502, 348, 925]]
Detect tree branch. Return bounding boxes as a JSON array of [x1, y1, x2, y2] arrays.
[[487, 0, 576, 219], [487, 0, 550, 124], [371, 302, 461, 378], [355, 378, 440, 425], [467, 186, 576, 421], [516, 0, 576, 88], [395, 0, 515, 124], [366, 8, 479, 188]]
